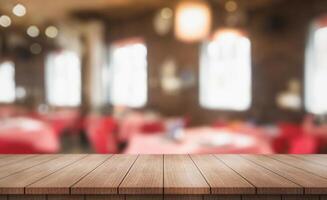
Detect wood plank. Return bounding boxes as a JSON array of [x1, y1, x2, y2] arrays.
[[292, 155, 327, 167], [164, 195, 202, 200], [242, 196, 281, 200], [26, 155, 110, 194], [7, 195, 46, 200], [203, 195, 241, 200], [0, 155, 36, 167], [0, 155, 86, 194], [126, 195, 163, 200], [271, 155, 327, 179], [216, 155, 302, 195], [0, 196, 6, 200], [242, 155, 327, 194], [86, 195, 124, 200], [191, 155, 255, 194], [47, 195, 84, 200], [0, 155, 58, 179], [119, 155, 163, 195], [282, 196, 319, 200], [71, 154, 138, 195], [164, 155, 210, 195]]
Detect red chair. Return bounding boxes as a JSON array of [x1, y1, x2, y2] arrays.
[[86, 116, 118, 153], [289, 134, 319, 154]]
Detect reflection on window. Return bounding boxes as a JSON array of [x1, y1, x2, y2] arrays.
[[108, 41, 147, 107], [46, 50, 81, 106], [305, 24, 327, 114], [200, 30, 251, 110], [0, 61, 15, 103]]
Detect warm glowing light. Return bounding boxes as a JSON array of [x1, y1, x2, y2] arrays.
[[175, 0, 211, 42], [45, 26, 58, 38], [225, 0, 238, 12], [13, 4, 26, 17], [27, 25, 40, 37], [0, 15, 11, 27], [161, 7, 173, 19]]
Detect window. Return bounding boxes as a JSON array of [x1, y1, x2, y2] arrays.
[[46, 50, 81, 106], [0, 61, 15, 103], [199, 30, 251, 110], [108, 40, 147, 107], [305, 19, 327, 114]]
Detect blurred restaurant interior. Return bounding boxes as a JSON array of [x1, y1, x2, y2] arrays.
[[0, 0, 327, 154]]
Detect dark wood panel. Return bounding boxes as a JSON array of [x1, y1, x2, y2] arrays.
[[0, 155, 86, 194], [216, 155, 302, 195], [126, 195, 163, 200], [85, 195, 124, 200], [71, 154, 138, 194], [47, 195, 84, 200], [164, 155, 210, 195], [119, 155, 163, 194], [242, 195, 281, 200], [8, 195, 46, 200], [191, 155, 255, 194], [26, 155, 110, 194], [203, 196, 241, 200], [282, 195, 319, 200], [163, 195, 203, 200]]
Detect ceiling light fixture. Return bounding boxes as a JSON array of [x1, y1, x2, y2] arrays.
[[0, 15, 12, 27], [45, 26, 58, 38], [27, 25, 40, 37], [12, 4, 26, 17], [175, 0, 212, 42]]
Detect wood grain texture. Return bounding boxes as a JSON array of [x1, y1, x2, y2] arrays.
[[216, 155, 302, 195], [191, 155, 255, 194], [164, 155, 210, 195], [164, 195, 202, 200], [71, 154, 138, 195], [242, 195, 281, 200], [47, 195, 84, 200], [119, 155, 163, 194], [85, 195, 124, 200], [242, 155, 327, 194], [26, 155, 110, 194], [126, 195, 163, 200], [0, 155, 35, 167], [282, 196, 319, 200], [292, 155, 327, 167], [7, 195, 46, 200], [0, 155, 86, 194], [271, 155, 327, 179], [0, 155, 58, 179], [203, 195, 241, 200]]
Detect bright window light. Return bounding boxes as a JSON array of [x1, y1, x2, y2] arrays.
[[305, 25, 327, 114], [0, 61, 15, 103], [108, 41, 147, 107], [199, 30, 251, 111], [46, 50, 81, 107]]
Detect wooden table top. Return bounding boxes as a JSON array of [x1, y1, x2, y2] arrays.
[[0, 154, 327, 196]]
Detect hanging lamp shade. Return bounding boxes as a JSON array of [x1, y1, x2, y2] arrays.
[[174, 0, 212, 42]]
